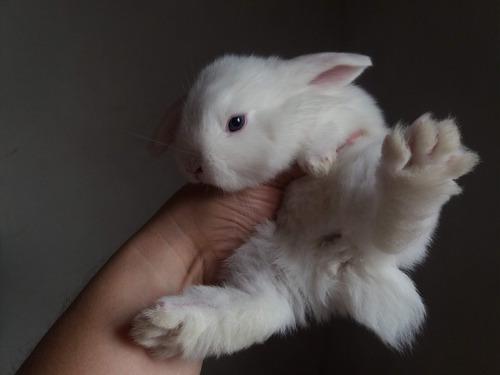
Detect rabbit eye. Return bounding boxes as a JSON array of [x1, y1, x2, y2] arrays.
[[227, 114, 246, 132]]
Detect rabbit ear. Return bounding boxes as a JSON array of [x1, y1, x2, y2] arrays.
[[150, 96, 185, 156], [288, 52, 372, 87]]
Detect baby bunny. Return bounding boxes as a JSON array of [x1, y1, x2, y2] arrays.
[[131, 53, 479, 358]]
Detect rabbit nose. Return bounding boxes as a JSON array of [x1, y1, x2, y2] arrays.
[[191, 166, 203, 182], [187, 156, 203, 175], [188, 164, 203, 178]]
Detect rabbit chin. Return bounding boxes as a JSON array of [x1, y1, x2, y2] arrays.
[[208, 172, 260, 192], [206, 166, 276, 192]]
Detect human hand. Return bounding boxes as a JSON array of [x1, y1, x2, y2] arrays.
[[143, 167, 302, 285], [17, 171, 301, 375]]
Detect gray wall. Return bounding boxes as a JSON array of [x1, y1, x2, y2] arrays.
[[1, 1, 499, 374]]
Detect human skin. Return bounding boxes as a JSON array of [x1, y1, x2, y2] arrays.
[[17, 170, 300, 375]]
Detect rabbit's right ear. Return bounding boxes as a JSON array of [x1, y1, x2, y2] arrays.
[[150, 96, 185, 156], [287, 52, 372, 88]]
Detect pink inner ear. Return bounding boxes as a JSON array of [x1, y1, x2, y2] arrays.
[[310, 65, 363, 86]]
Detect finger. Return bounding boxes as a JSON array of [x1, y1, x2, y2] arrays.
[[267, 164, 305, 189]]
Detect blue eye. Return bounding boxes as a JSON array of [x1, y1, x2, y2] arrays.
[[227, 114, 246, 132]]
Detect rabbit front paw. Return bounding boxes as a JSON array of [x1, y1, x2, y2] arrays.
[[298, 150, 336, 176]]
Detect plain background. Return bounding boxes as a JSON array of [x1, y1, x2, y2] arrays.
[[1, 1, 499, 374]]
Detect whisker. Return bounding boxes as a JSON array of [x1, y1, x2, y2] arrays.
[[125, 130, 169, 146], [167, 146, 197, 156], [125, 130, 199, 156]]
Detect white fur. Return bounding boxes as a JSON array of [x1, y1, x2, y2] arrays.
[[131, 53, 479, 358]]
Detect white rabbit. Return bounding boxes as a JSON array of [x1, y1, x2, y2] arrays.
[[131, 53, 479, 359]]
